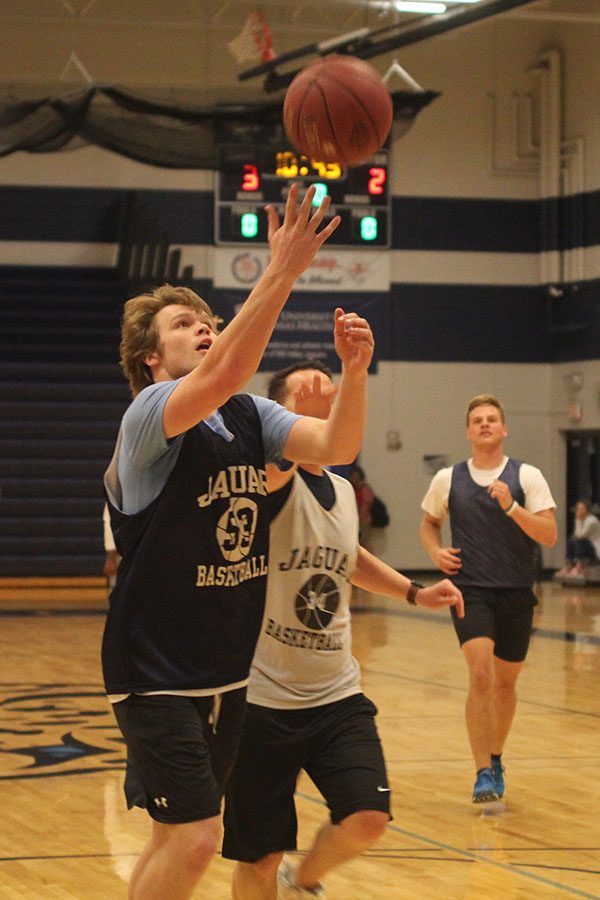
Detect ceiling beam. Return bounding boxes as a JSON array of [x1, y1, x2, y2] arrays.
[[239, 0, 538, 90], [509, 10, 600, 23], [358, 0, 540, 59]]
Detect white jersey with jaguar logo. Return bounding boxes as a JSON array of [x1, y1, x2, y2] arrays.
[[248, 470, 361, 709]]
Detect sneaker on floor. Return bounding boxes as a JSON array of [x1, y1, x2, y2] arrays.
[[554, 565, 574, 578], [277, 856, 326, 899], [472, 767, 499, 804], [491, 757, 505, 798]]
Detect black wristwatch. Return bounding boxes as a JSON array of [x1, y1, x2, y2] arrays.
[[406, 581, 424, 605]]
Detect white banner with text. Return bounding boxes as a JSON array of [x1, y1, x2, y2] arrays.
[[214, 247, 391, 292]]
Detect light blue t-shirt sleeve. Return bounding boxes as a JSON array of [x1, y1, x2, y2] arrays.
[[250, 394, 301, 463], [112, 387, 299, 515], [116, 381, 185, 514], [121, 381, 182, 467]]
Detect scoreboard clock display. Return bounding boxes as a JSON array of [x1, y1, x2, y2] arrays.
[[215, 143, 390, 248]]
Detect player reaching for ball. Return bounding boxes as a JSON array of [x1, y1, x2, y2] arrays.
[[223, 360, 464, 900], [101, 185, 377, 900]]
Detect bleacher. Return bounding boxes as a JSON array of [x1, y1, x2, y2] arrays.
[[0, 267, 130, 576]]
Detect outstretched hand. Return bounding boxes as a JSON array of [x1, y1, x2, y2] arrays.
[[291, 372, 336, 419], [416, 579, 464, 617], [266, 184, 341, 281], [333, 307, 374, 374]]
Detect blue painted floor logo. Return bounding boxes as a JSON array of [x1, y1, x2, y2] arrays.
[[0, 683, 125, 780]]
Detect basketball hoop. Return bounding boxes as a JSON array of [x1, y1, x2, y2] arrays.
[[228, 11, 275, 66]]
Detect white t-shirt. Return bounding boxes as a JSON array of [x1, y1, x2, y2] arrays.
[[574, 514, 600, 557], [422, 456, 556, 521]]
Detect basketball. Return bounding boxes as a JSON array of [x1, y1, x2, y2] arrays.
[[283, 54, 393, 167]]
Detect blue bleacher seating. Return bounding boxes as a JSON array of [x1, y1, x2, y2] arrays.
[[0, 267, 130, 576]]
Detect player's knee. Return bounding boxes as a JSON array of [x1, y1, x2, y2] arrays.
[[173, 823, 220, 876], [342, 809, 389, 847], [495, 675, 518, 697], [240, 851, 284, 882], [469, 664, 494, 693]]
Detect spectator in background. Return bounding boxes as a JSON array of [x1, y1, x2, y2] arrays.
[[349, 465, 391, 551], [349, 465, 375, 533], [555, 499, 600, 577], [349, 465, 375, 552]]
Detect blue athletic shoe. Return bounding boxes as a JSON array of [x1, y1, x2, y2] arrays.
[[472, 767, 499, 803], [491, 756, 505, 798]]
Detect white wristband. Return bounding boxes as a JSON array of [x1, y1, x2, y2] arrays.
[[505, 500, 519, 517]]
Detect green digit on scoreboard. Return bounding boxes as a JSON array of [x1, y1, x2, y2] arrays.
[[241, 212, 258, 238], [312, 183, 328, 206], [360, 216, 378, 241]]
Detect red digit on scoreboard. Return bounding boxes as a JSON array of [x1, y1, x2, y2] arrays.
[[242, 164, 260, 191], [368, 167, 386, 195]]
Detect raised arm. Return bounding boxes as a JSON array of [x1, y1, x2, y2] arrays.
[[282, 307, 373, 466], [163, 185, 340, 437]]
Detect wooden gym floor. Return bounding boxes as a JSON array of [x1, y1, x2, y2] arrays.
[[0, 578, 599, 899]]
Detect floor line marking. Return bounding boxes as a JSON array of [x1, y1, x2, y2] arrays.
[[295, 790, 600, 899]]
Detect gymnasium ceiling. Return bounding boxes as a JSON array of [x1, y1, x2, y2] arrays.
[[1, 0, 599, 33], [0, 0, 598, 99]]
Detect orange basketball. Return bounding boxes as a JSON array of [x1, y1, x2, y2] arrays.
[[283, 54, 393, 167]]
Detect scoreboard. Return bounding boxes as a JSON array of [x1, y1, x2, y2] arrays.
[[215, 143, 390, 248]]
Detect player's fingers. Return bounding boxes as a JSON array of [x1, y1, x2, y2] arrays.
[[346, 330, 374, 347], [346, 315, 368, 327], [315, 213, 341, 242], [316, 376, 335, 397], [283, 182, 300, 225], [308, 191, 331, 227], [265, 204, 280, 241], [334, 307, 347, 335], [344, 319, 373, 339], [297, 184, 317, 224], [338, 311, 361, 333]]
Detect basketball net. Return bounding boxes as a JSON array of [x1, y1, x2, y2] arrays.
[[227, 11, 275, 65]]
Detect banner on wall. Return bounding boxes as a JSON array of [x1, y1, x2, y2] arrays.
[[213, 292, 386, 372], [214, 247, 390, 292]]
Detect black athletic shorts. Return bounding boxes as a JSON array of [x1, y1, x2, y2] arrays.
[[450, 586, 537, 663], [222, 693, 391, 863], [112, 688, 247, 824]]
